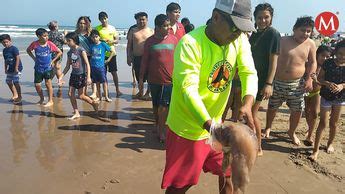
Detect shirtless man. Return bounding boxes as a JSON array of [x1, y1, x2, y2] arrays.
[[126, 23, 138, 87], [264, 16, 317, 146], [127, 12, 154, 99]]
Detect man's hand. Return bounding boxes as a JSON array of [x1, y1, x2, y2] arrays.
[[238, 95, 255, 130], [127, 56, 132, 66], [203, 120, 212, 132], [304, 78, 313, 92], [261, 85, 273, 100]]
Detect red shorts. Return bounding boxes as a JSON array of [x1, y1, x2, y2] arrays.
[[161, 128, 231, 189]]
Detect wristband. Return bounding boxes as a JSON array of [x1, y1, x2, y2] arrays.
[[206, 119, 217, 146], [265, 82, 273, 86]]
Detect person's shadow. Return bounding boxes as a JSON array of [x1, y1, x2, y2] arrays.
[[58, 122, 164, 152]]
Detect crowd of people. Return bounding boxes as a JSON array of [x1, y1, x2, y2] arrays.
[[1, 0, 344, 193]]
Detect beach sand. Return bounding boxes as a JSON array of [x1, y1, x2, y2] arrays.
[[0, 49, 344, 194]]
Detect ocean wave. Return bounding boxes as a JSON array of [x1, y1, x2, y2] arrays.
[[0, 27, 40, 32], [1, 32, 37, 38], [0, 25, 19, 28], [0, 24, 129, 39]]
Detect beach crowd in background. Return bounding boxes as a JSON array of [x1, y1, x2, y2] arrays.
[[0, 0, 344, 193]]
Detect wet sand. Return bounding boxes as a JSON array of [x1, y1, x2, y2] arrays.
[[0, 49, 344, 194]]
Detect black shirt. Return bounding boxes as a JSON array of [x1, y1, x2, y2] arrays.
[[249, 27, 280, 88], [320, 59, 345, 101]]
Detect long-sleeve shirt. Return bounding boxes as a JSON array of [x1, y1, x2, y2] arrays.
[[139, 34, 178, 84], [166, 26, 258, 141]]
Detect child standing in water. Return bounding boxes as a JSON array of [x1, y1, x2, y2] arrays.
[[138, 14, 178, 142], [0, 34, 23, 104], [309, 40, 345, 161], [249, 3, 280, 155], [304, 45, 332, 146], [59, 32, 99, 120], [27, 28, 62, 107], [89, 30, 114, 102], [47, 20, 66, 84]]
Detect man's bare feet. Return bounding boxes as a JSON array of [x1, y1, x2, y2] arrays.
[[10, 96, 18, 102], [104, 97, 112, 102], [308, 151, 319, 161], [13, 97, 22, 104], [326, 144, 335, 154], [141, 94, 151, 101], [92, 101, 99, 112], [257, 148, 263, 156], [262, 128, 271, 138], [116, 91, 123, 97], [287, 130, 301, 146], [134, 92, 143, 99], [44, 101, 54, 107], [68, 113, 80, 120], [36, 99, 44, 105], [89, 93, 97, 100], [303, 139, 314, 146]]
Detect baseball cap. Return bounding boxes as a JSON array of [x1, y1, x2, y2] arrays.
[[215, 0, 256, 32]]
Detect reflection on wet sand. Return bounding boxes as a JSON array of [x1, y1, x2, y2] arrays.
[[35, 107, 69, 171], [9, 105, 29, 164]]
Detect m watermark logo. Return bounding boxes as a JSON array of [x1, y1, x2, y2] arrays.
[[315, 12, 339, 36]]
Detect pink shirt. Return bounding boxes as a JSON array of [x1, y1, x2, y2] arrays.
[[28, 41, 59, 72]]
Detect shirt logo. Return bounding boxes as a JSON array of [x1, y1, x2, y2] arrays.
[[71, 53, 80, 69], [207, 60, 233, 93], [92, 47, 102, 59]]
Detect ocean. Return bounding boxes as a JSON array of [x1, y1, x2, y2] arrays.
[[0, 24, 129, 53]]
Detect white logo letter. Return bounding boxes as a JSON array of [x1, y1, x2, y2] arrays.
[[318, 16, 335, 31]]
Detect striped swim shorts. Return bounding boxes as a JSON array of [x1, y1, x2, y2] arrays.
[[6, 72, 21, 84], [268, 79, 306, 112]]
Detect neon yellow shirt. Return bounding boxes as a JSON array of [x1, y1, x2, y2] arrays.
[[167, 26, 258, 141], [95, 24, 118, 56]]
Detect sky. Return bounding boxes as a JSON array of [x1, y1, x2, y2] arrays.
[[0, 0, 344, 33]]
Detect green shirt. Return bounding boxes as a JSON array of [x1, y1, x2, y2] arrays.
[[166, 26, 258, 141], [95, 24, 118, 57]]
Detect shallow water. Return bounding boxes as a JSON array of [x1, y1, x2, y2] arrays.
[[0, 47, 167, 194]]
